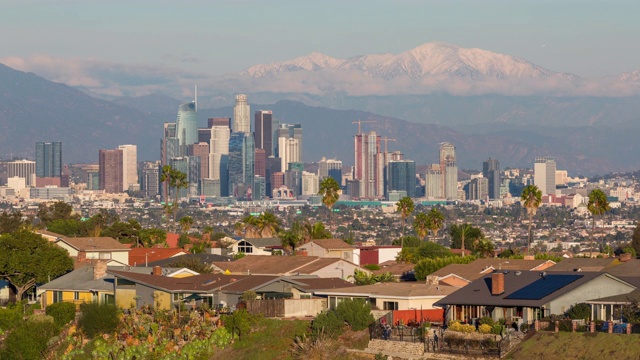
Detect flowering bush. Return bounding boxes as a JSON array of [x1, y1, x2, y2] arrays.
[[478, 324, 492, 334]]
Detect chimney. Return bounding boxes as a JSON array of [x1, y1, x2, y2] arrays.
[[77, 251, 87, 263], [93, 261, 107, 280], [426, 275, 439, 285], [153, 266, 162, 276], [491, 272, 505, 296], [620, 253, 632, 262]]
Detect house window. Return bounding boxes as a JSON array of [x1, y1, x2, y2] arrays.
[[74, 292, 80, 300], [99, 252, 111, 260], [173, 293, 185, 302], [53, 291, 63, 303], [343, 252, 349, 259], [383, 301, 398, 311], [238, 241, 253, 254], [300, 294, 311, 299]]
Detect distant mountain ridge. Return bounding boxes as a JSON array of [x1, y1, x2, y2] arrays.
[[245, 42, 576, 82]]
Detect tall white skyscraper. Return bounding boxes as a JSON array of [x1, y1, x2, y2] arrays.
[[354, 131, 380, 199], [534, 156, 557, 195], [209, 126, 230, 179], [233, 94, 251, 133], [440, 142, 458, 200], [278, 137, 301, 170], [118, 145, 138, 191]]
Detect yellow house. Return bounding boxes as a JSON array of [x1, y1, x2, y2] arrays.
[[37, 261, 114, 309], [297, 239, 357, 263]]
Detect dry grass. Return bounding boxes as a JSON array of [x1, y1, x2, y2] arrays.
[[507, 332, 640, 360]]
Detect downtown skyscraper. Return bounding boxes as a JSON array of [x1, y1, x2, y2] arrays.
[[354, 131, 380, 199], [534, 156, 557, 195], [175, 102, 198, 155], [232, 94, 251, 133], [35, 141, 62, 178], [483, 158, 501, 199], [440, 142, 458, 200], [254, 110, 273, 157]]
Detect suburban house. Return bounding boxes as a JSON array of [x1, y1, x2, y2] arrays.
[[297, 239, 357, 263], [357, 246, 402, 266], [37, 261, 114, 309], [315, 282, 457, 324], [436, 270, 637, 327], [429, 259, 556, 287], [371, 260, 415, 281], [108, 268, 351, 316], [230, 238, 283, 256], [143, 253, 234, 268], [129, 248, 187, 266], [38, 230, 131, 265], [211, 255, 365, 280]]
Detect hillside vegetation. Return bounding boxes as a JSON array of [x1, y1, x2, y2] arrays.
[[507, 332, 640, 360]]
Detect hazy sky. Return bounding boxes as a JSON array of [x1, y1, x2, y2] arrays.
[[2, 0, 639, 78]]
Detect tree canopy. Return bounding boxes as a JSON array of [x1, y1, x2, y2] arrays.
[[0, 231, 73, 300]]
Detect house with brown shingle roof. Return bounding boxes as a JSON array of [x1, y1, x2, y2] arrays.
[[38, 229, 130, 265], [297, 239, 357, 263], [429, 259, 556, 287], [211, 255, 366, 281]]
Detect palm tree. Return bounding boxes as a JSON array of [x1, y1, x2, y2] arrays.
[[426, 207, 445, 241], [588, 189, 610, 257], [413, 212, 429, 241], [160, 165, 173, 230], [319, 177, 341, 225], [280, 220, 304, 255], [474, 238, 496, 258], [178, 216, 193, 233], [304, 221, 332, 242], [396, 197, 415, 245], [257, 212, 280, 238], [521, 184, 542, 254], [450, 223, 482, 257], [240, 215, 259, 238]]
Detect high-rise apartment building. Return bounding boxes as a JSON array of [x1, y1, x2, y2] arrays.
[[301, 171, 319, 196], [99, 149, 123, 193], [482, 158, 501, 199], [208, 126, 230, 196], [141, 162, 160, 198], [7, 160, 36, 186], [35, 142, 62, 178], [426, 164, 443, 199], [118, 145, 138, 191], [534, 156, 557, 195], [161, 122, 179, 166], [254, 110, 273, 157], [354, 131, 380, 199], [278, 137, 301, 171], [175, 102, 198, 154], [387, 160, 416, 198], [465, 177, 489, 201], [440, 142, 458, 200], [318, 157, 342, 185], [232, 94, 250, 133]]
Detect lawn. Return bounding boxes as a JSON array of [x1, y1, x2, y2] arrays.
[[507, 332, 640, 360]]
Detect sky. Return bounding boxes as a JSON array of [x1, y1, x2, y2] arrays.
[[1, 0, 639, 97]]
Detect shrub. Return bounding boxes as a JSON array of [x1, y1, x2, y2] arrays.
[[78, 302, 119, 338], [566, 303, 591, 321], [478, 316, 494, 327], [46, 302, 76, 328], [0, 306, 22, 331], [312, 310, 343, 337], [222, 309, 252, 340], [448, 320, 475, 333], [1, 315, 59, 360], [491, 324, 504, 335], [478, 324, 492, 334], [312, 299, 374, 337], [363, 264, 381, 271]]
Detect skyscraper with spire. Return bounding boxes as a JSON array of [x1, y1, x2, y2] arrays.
[[175, 102, 197, 155], [233, 94, 251, 133]]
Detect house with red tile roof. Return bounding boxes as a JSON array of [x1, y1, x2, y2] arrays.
[[128, 248, 187, 266]]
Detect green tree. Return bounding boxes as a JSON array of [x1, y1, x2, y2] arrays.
[[179, 216, 194, 233], [170, 169, 189, 228], [167, 257, 213, 274], [100, 219, 141, 244], [414, 256, 476, 280], [349, 269, 395, 285], [474, 238, 496, 258], [396, 196, 415, 244], [1, 315, 59, 360], [588, 188, 610, 257], [630, 223, 640, 256], [37, 201, 74, 225], [47, 218, 83, 237], [222, 309, 253, 340], [304, 221, 332, 241], [426, 207, 445, 240], [392, 235, 422, 248], [0, 211, 27, 234], [138, 228, 167, 248], [0, 231, 73, 300], [160, 165, 174, 229], [521, 184, 542, 254], [280, 220, 304, 254], [160, 166, 189, 232], [450, 223, 482, 257], [256, 212, 280, 238], [319, 177, 341, 225], [413, 212, 429, 240], [77, 302, 119, 338]]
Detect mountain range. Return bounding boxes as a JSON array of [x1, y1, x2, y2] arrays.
[[2, 42, 640, 175]]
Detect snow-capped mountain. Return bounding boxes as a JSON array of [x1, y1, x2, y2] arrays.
[[244, 42, 577, 81], [616, 70, 640, 82]]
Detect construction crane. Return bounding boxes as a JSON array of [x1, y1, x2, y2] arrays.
[[352, 119, 377, 134], [381, 136, 397, 153]]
